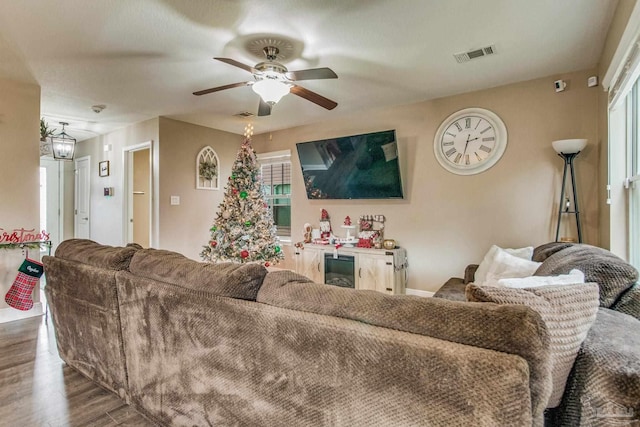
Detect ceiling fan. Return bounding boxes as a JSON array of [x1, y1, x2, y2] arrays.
[[193, 46, 338, 117]]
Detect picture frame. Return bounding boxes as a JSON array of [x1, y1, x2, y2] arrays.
[[99, 160, 110, 177]]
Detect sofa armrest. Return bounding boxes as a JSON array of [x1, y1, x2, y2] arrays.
[[464, 264, 479, 284]]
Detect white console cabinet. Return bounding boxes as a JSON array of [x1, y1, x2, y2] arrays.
[[294, 244, 407, 295]]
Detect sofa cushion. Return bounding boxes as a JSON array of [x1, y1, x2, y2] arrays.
[[258, 270, 553, 422], [129, 248, 267, 301], [547, 308, 640, 426], [54, 238, 138, 271], [612, 283, 640, 321], [534, 244, 638, 308], [466, 283, 599, 408]]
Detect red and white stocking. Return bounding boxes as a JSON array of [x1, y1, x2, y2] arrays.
[[4, 258, 44, 311]]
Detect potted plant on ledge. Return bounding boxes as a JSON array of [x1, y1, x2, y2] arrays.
[[39, 118, 55, 156]]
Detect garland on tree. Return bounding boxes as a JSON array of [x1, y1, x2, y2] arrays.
[[201, 136, 284, 266]]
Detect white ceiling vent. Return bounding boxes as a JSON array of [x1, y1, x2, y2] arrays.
[[454, 45, 497, 63], [234, 111, 255, 118]]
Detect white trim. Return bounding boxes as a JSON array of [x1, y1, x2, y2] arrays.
[[405, 288, 434, 298], [604, 1, 640, 90], [256, 150, 291, 164], [0, 302, 43, 323]]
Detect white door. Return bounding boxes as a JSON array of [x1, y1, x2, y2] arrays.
[[74, 156, 90, 239], [40, 158, 62, 253]]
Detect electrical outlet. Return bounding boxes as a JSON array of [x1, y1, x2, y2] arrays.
[[170, 196, 180, 205]]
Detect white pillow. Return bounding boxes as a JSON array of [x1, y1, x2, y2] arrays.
[[481, 248, 541, 286], [474, 245, 534, 284], [497, 269, 585, 288]]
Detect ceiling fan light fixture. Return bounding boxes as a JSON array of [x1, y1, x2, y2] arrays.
[[51, 122, 76, 161], [252, 79, 290, 105]]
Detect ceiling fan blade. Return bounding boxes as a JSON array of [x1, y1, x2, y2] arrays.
[[285, 67, 338, 81], [258, 99, 272, 116], [193, 81, 249, 96], [290, 85, 338, 110], [214, 57, 256, 74]]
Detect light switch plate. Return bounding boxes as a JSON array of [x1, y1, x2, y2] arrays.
[[170, 196, 180, 205]]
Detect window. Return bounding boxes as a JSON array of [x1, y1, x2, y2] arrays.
[[258, 151, 291, 240], [630, 82, 640, 268]]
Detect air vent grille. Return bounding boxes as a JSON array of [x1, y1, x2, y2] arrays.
[[234, 111, 255, 117], [454, 45, 497, 63]]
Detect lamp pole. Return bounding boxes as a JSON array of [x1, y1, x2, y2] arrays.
[[555, 152, 583, 243]]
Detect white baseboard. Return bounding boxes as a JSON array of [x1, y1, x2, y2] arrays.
[[0, 302, 44, 323], [405, 288, 435, 298]]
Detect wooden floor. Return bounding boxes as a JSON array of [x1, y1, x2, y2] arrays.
[[0, 314, 154, 426]]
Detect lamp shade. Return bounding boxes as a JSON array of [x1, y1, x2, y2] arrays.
[[552, 139, 587, 154], [252, 79, 290, 105]]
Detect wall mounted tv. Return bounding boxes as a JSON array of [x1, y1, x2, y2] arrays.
[[296, 129, 404, 199]]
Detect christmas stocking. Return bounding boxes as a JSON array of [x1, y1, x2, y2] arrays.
[[4, 258, 44, 311]]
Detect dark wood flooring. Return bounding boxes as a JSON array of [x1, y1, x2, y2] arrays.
[[0, 314, 153, 426]]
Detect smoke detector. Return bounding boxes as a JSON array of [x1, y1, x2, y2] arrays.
[[91, 104, 106, 113], [454, 45, 497, 63]]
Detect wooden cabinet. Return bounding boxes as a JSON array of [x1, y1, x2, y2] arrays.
[[357, 252, 398, 295], [295, 245, 324, 283], [294, 245, 407, 295]]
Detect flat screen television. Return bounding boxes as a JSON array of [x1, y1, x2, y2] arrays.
[[296, 129, 404, 199]]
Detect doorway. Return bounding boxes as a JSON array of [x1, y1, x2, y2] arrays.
[[74, 156, 90, 239], [123, 143, 152, 247], [39, 157, 63, 253]]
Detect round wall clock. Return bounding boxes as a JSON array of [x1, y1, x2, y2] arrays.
[[433, 107, 508, 175]]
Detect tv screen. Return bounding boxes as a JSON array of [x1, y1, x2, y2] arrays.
[[296, 129, 404, 199]]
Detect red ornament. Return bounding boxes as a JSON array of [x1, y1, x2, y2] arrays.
[[233, 188, 239, 194], [210, 241, 217, 247], [264, 262, 270, 267], [241, 250, 249, 258]]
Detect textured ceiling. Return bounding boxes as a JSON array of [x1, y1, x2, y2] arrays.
[[0, 0, 618, 140]]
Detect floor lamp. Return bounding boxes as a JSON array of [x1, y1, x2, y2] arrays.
[[553, 139, 587, 243]]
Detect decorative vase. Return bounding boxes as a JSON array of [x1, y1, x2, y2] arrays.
[[383, 239, 396, 250]]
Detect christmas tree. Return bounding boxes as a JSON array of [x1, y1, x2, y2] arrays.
[[201, 125, 284, 266]]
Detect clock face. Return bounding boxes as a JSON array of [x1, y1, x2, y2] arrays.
[[433, 108, 507, 175]]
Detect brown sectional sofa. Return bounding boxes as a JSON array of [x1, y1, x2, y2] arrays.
[[434, 242, 640, 426], [45, 239, 556, 426]]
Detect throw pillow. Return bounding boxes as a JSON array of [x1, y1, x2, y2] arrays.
[[497, 269, 585, 288], [481, 248, 541, 286], [474, 245, 534, 284], [466, 282, 600, 408], [534, 244, 639, 308]]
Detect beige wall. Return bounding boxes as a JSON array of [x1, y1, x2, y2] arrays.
[[75, 118, 159, 246], [0, 78, 41, 311], [252, 68, 599, 291], [598, 0, 637, 253], [158, 117, 242, 260]]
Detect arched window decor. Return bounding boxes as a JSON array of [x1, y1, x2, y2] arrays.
[[196, 146, 219, 190]]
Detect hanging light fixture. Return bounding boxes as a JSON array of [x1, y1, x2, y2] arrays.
[[252, 78, 290, 105], [51, 122, 76, 161]]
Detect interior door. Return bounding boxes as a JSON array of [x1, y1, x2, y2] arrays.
[[40, 158, 61, 252], [132, 149, 150, 246], [74, 156, 90, 239]]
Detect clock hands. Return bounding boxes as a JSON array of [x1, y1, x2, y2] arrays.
[[463, 135, 479, 157]]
